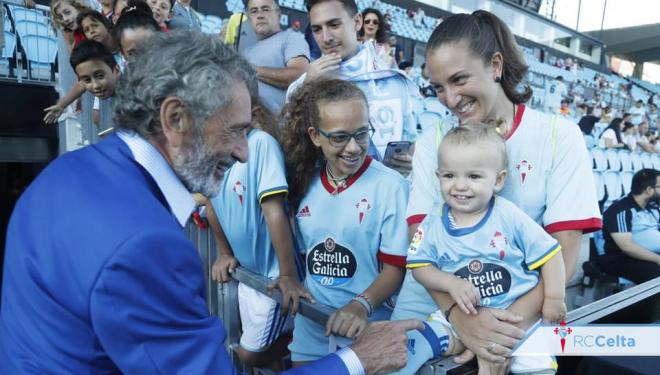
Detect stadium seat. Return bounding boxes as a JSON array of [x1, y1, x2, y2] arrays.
[[584, 134, 596, 149], [417, 111, 442, 134], [592, 171, 605, 202], [653, 154, 660, 170], [14, 19, 50, 38], [605, 149, 621, 171], [631, 152, 644, 171], [620, 171, 633, 195], [640, 153, 654, 169], [423, 97, 446, 115], [3, 13, 12, 32], [1, 31, 16, 76], [20, 34, 57, 80], [603, 170, 623, 202], [591, 148, 608, 171], [618, 150, 633, 172], [8, 7, 49, 24]]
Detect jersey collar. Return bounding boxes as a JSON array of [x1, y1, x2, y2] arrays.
[[504, 103, 526, 141], [441, 196, 495, 236], [320, 156, 372, 195]]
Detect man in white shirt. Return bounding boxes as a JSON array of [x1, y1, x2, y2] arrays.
[[544, 75, 567, 114], [628, 100, 647, 126]]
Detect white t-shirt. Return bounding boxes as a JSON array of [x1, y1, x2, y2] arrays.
[[544, 80, 567, 109], [628, 105, 646, 125], [598, 128, 617, 148]]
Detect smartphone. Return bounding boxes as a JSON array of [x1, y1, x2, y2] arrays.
[[383, 141, 412, 166]]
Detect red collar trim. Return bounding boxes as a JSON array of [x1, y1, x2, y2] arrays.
[[504, 103, 525, 140], [320, 156, 372, 195]]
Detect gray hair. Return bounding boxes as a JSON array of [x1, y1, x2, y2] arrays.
[[113, 30, 257, 138]]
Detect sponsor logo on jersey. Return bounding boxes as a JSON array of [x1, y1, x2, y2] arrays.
[[233, 181, 246, 205], [408, 227, 424, 255], [297, 205, 311, 218], [489, 231, 508, 260], [307, 237, 357, 286], [515, 160, 533, 184], [355, 198, 372, 224], [455, 260, 511, 306]]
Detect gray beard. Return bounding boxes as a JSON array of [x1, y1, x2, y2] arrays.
[[172, 130, 222, 198]]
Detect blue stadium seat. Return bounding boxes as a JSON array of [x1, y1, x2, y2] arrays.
[[20, 34, 57, 80], [653, 154, 660, 170], [8, 7, 49, 24], [3, 13, 12, 32], [14, 19, 50, 38], [584, 134, 596, 149], [592, 171, 605, 202], [417, 111, 442, 134], [640, 153, 654, 169], [591, 148, 608, 171], [605, 149, 621, 171], [631, 152, 644, 171], [603, 170, 623, 203], [1, 31, 16, 75], [620, 171, 633, 195], [618, 150, 633, 172]]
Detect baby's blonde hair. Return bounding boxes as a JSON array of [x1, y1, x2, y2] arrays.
[[439, 121, 508, 170]]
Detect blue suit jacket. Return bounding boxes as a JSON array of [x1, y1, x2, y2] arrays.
[[0, 134, 348, 374]]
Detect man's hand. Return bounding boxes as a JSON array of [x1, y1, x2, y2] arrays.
[[211, 254, 238, 283], [305, 53, 341, 81], [449, 307, 525, 363], [386, 148, 413, 177], [267, 275, 315, 316], [350, 319, 424, 375], [43, 104, 64, 124], [326, 300, 369, 339]]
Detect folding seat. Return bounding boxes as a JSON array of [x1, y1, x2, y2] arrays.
[[603, 170, 623, 203], [631, 152, 644, 171], [14, 19, 50, 38], [583, 134, 596, 149], [640, 153, 654, 169], [590, 148, 608, 171], [20, 34, 57, 80], [620, 171, 633, 195], [605, 149, 620, 171], [592, 171, 605, 202], [0, 31, 16, 76], [618, 149, 633, 172], [653, 154, 660, 170]]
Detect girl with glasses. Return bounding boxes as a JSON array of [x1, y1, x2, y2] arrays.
[[358, 8, 394, 68], [281, 78, 409, 365]]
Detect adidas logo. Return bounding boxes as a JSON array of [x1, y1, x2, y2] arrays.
[[297, 206, 311, 217]]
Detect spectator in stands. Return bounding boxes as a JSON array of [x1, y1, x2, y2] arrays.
[[648, 103, 657, 130], [577, 105, 600, 135], [629, 99, 647, 126], [418, 62, 436, 98], [50, 0, 93, 51], [243, 0, 310, 115], [146, 0, 171, 31], [400, 123, 566, 375], [281, 78, 409, 366], [169, 0, 200, 30], [288, 0, 421, 175], [358, 8, 394, 68], [622, 121, 637, 151], [543, 75, 567, 114], [70, 40, 119, 99], [398, 60, 412, 77], [392, 10, 600, 373], [388, 35, 404, 64], [0, 29, 422, 375], [559, 99, 571, 117], [112, 3, 160, 61], [413, 6, 425, 28], [223, 12, 257, 53], [94, 0, 113, 18], [636, 121, 657, 154], [600, 106, 613, 123], [600, 169, 660, 284], [291, 19, 301, 32], [632, 198, 660, 253], [598, 117, 627, 149], [111, 0, 127, 23]]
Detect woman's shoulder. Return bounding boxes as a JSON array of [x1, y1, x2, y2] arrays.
[[367, 159, 407, 185]]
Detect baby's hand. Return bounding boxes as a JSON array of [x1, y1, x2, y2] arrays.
[[448, 277, 480, 315], [542, 296, 566, 324]]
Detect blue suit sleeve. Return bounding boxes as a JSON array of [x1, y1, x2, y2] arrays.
[[280, 353, 349, 375], [89, 228, 238, 375]]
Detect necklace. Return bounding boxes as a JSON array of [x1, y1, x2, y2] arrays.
[[495, 103, 516, 137], [326, 164, 352, 196]]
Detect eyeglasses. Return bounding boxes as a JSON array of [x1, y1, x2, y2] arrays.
[[316, 125, 374, 148], [364, 19, 379, 25]]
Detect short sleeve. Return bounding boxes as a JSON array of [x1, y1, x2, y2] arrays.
[[252, 131, 288, 203], [405, 214, 438, 269], [406, 123, 445, 225], [507, 202, 561, 270], [604, 204, 633, 234], [543, 121, 602, 234], [284, 30, 311, 64], [90, 229, 237, 374], [377, 177, 411, 268]]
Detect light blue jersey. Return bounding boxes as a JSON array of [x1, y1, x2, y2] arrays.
[[289, 156, 409, 361], [406, 197, 561, 309], [210, 129, 289, 279]]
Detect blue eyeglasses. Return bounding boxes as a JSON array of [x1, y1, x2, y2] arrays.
[[316, 124, 375, 148]]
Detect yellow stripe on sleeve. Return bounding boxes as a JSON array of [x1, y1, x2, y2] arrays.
[[258, 189, 288, 204], [406, 262, 432, 269], [528, 245, 562, 270]]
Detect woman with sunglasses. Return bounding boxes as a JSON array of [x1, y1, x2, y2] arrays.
[[358, 8, 394, 68], [281, 78, 409, 365]]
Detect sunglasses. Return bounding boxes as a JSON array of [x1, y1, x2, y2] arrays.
[[364, 19, 379, 25]]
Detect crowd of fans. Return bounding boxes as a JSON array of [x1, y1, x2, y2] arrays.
[[1, 0, 658, 374]]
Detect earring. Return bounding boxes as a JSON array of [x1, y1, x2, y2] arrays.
[[494, 76, 501, 83]]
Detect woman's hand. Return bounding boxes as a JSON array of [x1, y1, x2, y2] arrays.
[[325, 300, 369, 339]]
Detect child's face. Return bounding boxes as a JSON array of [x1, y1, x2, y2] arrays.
[[75, 59, 119, 99], [147, 0, 171, 26], [436, 141, 506, 219], [55, 3, 80, 31], [81, 17, 112, 49]]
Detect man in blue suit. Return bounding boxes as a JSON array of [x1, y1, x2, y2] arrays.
[[0, 30, 420, 374]]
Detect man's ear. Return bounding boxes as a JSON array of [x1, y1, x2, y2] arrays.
[[354, 12, 363, 33], [160, 96, 190, 149], [493, 169, 508, 193]]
